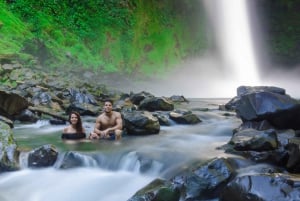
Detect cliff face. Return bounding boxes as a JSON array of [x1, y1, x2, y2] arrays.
[[1, 1, 299, 77], [255, 0, 300, 67], [0, 0, 207, 76]]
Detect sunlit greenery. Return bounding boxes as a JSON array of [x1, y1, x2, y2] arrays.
[[1, 0, 207, 76]]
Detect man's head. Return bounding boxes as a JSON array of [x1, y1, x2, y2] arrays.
[[103, 99, 113, 113]]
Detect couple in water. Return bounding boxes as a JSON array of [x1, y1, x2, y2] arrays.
[[61, 99, 123, 141]]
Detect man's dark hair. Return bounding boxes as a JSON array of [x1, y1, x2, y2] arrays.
[[104, 99, 113, 105]]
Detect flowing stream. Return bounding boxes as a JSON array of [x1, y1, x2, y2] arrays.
[[0, 98, 242, 201]]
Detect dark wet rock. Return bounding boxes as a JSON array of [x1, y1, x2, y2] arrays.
[[169, 95, 189, 103], [128, 178, 180, 201], [285, 138, 300, 173], [68, 88, 98, 105], [129, 91, 155, 105], [27, 144, 58, 168], [139, 97, 174, 111], [123, 110, 160, 135], [65, 103, 100, 116], [32, 91, 53, 106], [56, 151, 96, 169], [229, 129, 278, 151], [277, 129, 296, 148], [233, 120, 274, 132], [0, 90, 31, 118], [220, 174, 300, 201], [0, 121, 19, 172], [169, 109, 201, 124], [28, 106, 67, 121], [232, 90, 300, 130], [237, 85, 286, 96], [115, 97, 137, 112], [0, 115, 13, 128], [172, 157, 235, 200], [152, 111, 171, 126], [13, 109, 39, 123], [49, 118, 66, 125]]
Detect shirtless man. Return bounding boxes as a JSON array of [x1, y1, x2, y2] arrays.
[[89, 99, 123, 140]]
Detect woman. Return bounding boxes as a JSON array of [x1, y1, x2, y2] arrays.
[[61, 111, 86, 140]]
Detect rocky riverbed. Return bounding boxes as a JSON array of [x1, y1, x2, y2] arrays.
[[1, 61, 300, 200]]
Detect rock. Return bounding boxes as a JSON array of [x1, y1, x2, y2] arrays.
[[128, 178, 180, 201], [169, 110, 201, 124], [0, 115, 14, 128], [285, 138, 300, 173], [231, 89, 300, 129], [237, 85, 286, 96], [169, 95, 189, 103], [0, 121, 19, 172], [56, 151, 97, 169], [229, 129, 278, 151], [27, 144, 58, 168], [0, 90, 31, 117], [220, 174, 300, 201], [129, 91, 155, 105], [123, 111, 160, 135], [172, 157, 235, 200], [13, 109, 39, 123], [139, 97, 174, 111]]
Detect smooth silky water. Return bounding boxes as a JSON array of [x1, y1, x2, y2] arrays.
[[0, 98, 242, 201]]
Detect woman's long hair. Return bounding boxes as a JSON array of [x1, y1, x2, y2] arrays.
[[69, 111, 84, 133]]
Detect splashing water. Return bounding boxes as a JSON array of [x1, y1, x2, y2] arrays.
[[204, 0, 261, 87]]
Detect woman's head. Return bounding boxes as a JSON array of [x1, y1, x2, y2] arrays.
[[68, 111, 84, 133]]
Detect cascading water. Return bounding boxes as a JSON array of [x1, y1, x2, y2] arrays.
[[0, 1, 263, 200], [203, 0, 261, 88], [132, 0, 262, 98], [0, 99, 242, 201]]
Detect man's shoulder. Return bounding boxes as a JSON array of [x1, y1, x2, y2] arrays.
[[113, 111, 122, 117], [96, 113, 105, 120]]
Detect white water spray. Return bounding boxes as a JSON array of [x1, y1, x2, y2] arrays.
[[129, 0, 262, 98], [204, 0, 261, 86]]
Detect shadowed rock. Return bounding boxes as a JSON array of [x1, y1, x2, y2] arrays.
[[0, 121, 19, 172]]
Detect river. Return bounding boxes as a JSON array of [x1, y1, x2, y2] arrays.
[[0, 98, 242, 201]]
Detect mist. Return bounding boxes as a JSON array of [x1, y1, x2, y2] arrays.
[[124, 0, 300, 99]]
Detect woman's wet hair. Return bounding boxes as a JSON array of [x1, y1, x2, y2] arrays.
[[69, 111, 84, 133]]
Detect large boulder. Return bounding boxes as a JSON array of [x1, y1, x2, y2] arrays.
[[169, 110, 201, 125], [229, 129, 278, 151], [226, 86, 300, 129], [237, 85, 286, 96], [123, 111, 160, 135], [220, 174, 300, 201], [0, 90, 31, 118], [27, 144, 58, 168], [129, 91, 155, 105], [128, 178, 180, 201], [139, 97, 174, 111], [180, 157, 234, 200], [0, 121, 19, 172]]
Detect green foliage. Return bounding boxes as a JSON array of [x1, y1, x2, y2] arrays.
[[0, 2, 32, 56], [262, 0, 300, 65], [2, 0, 207, 75]]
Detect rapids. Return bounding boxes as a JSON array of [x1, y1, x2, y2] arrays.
[[0, 99, 242, 201]]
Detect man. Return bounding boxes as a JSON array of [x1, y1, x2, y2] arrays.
[[89, 99, 123, 140]]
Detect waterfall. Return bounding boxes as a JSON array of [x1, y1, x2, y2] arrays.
[[203, 0, 261, 87], [135, 0, 263, 98]]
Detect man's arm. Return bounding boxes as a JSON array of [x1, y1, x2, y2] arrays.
[[93, 117, 102, 136]]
